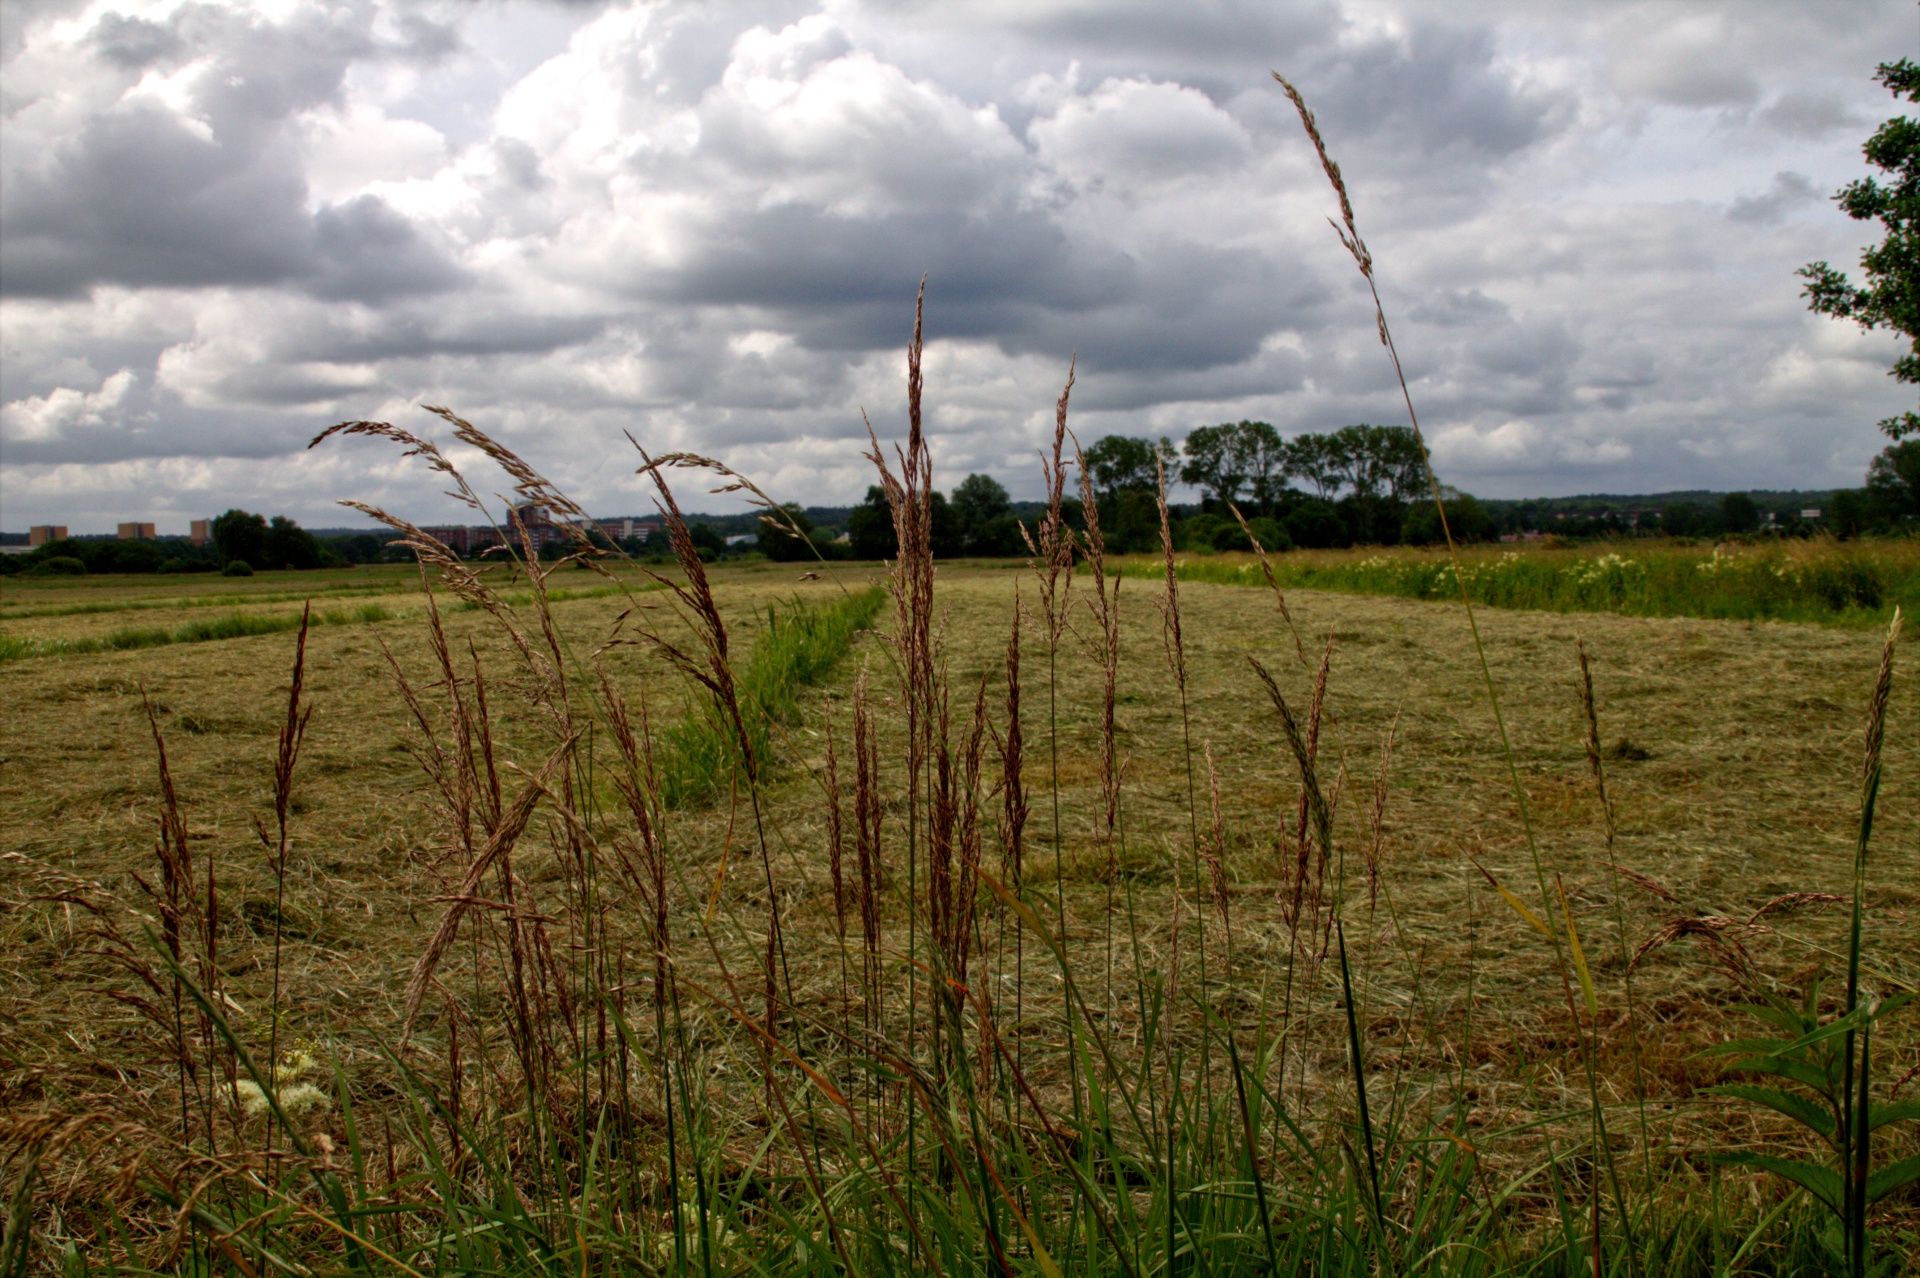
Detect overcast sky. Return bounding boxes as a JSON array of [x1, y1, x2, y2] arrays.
[[2, 0, 1915, 531]]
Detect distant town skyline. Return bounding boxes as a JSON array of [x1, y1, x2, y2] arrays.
[[3, 0, 1914, 531]]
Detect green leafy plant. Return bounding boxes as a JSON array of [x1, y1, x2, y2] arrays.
[[1703, 979, 1920, 1270], [1704, 609, 1913, 1276]]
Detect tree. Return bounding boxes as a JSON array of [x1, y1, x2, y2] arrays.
[[1866, 438, 1920, 522], [1240, 422, 1289, 509], [1180, 424, 1250, 506], [1329, 424, 1429, 501], [1285, 499, 1348, 549], [928, 491, 964, 558], [1828, 489, 1870, 538], [952, 473, 1010, 535], [212, 509, 269, 569], [1720, 492, 1761, 534], [847, 486, 897, 560], [1800, 59, 1920, 440], [1180, 421, 1286, 509], [685, 521, 727, 561], [263, 515, 325, 569], [1284, 434, 1345, 501], [1083, 435, 1173, 499], [1402, 493, 1493, 545], [759, 503, 816, 562], [1660, 503, 1701, 537]]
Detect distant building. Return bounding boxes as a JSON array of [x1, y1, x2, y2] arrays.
[[117, 522, 156, 540], [1800, 508, 1822, 520], [29, 525, 68, 547], [190, 519, 211, 547], [423, 524, 503, 556], [507, 501, 570, 549], [597, 516, 661, 542]]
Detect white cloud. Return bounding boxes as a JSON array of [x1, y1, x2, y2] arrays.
[[2, 0, 1913, 530], [1, 368, 136, 441]]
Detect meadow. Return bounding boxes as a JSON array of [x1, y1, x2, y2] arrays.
[[2, 429, 1917, 1275], [1130, 538, 1920, 631], [5, 86, 1919, 1278]]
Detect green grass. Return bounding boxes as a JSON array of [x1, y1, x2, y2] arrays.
[[0, 579, 415, 621], [660, 586, 886, 805], [1124, 537, 1920, 627], [0, 602, 398, 663]]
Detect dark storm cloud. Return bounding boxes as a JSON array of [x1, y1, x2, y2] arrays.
[[1728, 171, 1821, 225], [1309, 23, 1566, 164], [3, 0, 1913, 527], [310, 197, 468, 302], [2, 105, 315, 296], [2, 1, 463, 303]]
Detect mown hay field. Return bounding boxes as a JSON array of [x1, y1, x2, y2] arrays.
[[3, 547, 1917, 1272]]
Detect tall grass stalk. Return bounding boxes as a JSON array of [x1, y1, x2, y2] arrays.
[[1275, 70, 1639, 1268]]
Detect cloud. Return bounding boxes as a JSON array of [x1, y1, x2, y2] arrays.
[[1727, 171, 1820, 225], [0, 368, 136, 442], [0, 1, 463, 303], [1, 0, 1912, 529]]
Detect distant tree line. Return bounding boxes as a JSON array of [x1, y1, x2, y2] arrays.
[[1076, 421, 1460, 553], [0, 508, 410, 577]]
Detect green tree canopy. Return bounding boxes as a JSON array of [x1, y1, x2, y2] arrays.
[[758, 503, 816, 562], [1283, 433, 1347, 501], [951, 473, 1011, 533], [847, 486, 897, 560], [1083, 435, 1173, 499], [212, 508, 269, 568], [1866, 438, 1920, 521], [1801, 59, 1920, 440], [1720, 492, 1760, 534], [1180, 421, 1284, 507], [1327, 424, 1429, 501]]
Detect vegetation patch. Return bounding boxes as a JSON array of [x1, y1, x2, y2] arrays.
[[1125, 536, 1920, 627], [659, 586, 885, 806], [0, 602, 398, 663]]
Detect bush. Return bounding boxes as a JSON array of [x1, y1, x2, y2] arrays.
[[1208, 515, 1291, 553], [222, 560, 255, 577], [30, 555, 87, 576], [1403, 495, 1494, 545], [1249, 515, 1292, 551], [1286, 499, 1349, 549]]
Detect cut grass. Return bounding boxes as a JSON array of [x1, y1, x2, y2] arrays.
[[1125, 536, 1920, 628]]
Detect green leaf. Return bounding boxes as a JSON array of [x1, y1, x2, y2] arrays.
[[1723, 1054, 1837, 1095], [1698, 1036, 1795, 1059], [1715, 1152, 1844, 1215], [1732, 1000, 1814, 1036], [1866, 1154, 1920, 1203], [1779, 1005, 1877, 1055], [1869, 1099, 1920, 1132], [1702, 1084, 1837, 1140]]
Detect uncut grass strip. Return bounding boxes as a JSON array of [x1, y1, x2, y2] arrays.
[[0, 578, 419, 621], [0, 601, 404, 663]]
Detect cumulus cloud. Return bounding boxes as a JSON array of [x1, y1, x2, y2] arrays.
[[1, 0, 1914, 532]]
